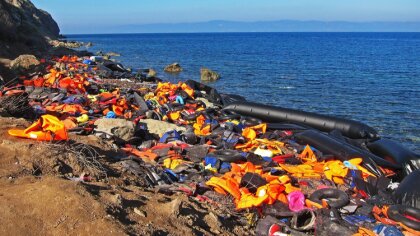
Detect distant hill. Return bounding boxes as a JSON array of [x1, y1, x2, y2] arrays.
[[110, 20, 420, 33]]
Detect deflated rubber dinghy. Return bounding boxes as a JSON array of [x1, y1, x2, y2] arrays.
[[367, 138, 420, 173], [295, 130, 400, 168], [185, 80, 246, 106], [393, 170, 420, 208], [185, 80, 223, 105], [223, 101, 378, 139], [293, 130, 398, 177]]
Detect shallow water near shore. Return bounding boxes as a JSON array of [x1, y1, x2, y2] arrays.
[[67, 32, 420, 152]]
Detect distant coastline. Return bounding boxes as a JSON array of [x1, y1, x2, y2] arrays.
[[65, 31, 420, 36], [62, 20, 420, 34]]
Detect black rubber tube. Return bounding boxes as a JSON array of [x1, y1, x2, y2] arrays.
[[387, 205, 420, 231], [367, 138, 420, 168], [223, 101, 378, 139], [393, 170, 420, 208], [267, 123, 310, 131], [309, 188, 349, 208]]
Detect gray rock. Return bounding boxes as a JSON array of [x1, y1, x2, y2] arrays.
[[200, 68, 220, 81], [164, 63, 183, 73], [94, 118, 135, 141], [49, 40, 82, 48], [139, 119, 186, 137], [10, 55, 40, 69]]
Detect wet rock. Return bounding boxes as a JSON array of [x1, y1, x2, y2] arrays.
[[105, 52, 121, 57], [148, 68, 157, 77], [164, 63, 183, 73], [10, 55, 40, 69], [85, 42, 93, 47], [200, 68, 220, 81]]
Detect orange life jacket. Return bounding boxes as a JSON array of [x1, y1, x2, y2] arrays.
[[8, 115, 68, 141]]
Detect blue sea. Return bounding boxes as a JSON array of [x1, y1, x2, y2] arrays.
[[66, 33, 420, 153]]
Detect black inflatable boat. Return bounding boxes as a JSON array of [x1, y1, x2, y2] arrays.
[[223, 101, 419, 177]]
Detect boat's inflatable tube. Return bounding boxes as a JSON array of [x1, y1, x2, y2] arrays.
[[185, 80, 223, 105], [393, 170, 420, 208], [223, 101, 378, 139], [294, 130, 401, 176], [367, 138, 420, 168], [387, 205, 420, 231], [267, 123, 310, 131]]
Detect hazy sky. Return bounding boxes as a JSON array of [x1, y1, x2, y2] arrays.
[[32, 0, 420, 34]]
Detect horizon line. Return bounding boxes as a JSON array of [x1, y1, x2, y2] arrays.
[[63, 31, 420, 36]]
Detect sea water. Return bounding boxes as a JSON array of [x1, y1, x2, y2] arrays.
[[67, 32, 420, 152]]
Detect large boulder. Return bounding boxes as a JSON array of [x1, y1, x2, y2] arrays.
[[200, 68, 220, 81], [164, 63, 183, 73], [139, 119, 186, 137], [10, 54, 40, 69], [94, 118, 135, 141]]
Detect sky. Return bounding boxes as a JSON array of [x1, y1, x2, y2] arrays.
[[32, 0, 420, 34]]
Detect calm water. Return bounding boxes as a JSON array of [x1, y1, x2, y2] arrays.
[[67, 33, 420, 152]]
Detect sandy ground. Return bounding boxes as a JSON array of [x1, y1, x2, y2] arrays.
[[0, 117, 251, 236]]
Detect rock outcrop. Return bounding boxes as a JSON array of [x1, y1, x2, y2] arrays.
[[10, 54, 40, 70], [0, 0, 60, 59], [164, 63, 183, 73], [49, 40, 82, 48], [200, 68, 220, 81]]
